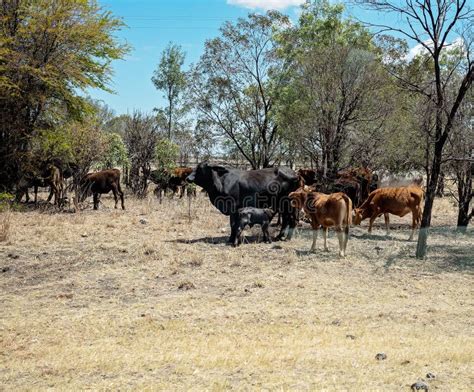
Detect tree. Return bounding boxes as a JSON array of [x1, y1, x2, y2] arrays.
[[0, 0, 128, 190], [152, 42, 187, 140], [101, 133, 129, 171], [276, 1, 394, 176], [359, 0, 473, 258], [447, 88, 473, 231], [123, 112, 159, 198], [189, 12, 290, 169]]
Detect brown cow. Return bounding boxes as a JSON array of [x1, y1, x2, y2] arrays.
[[80, 169, 125, 210], [170, 167, 193, 198], [353, 186, 424, 240], [152, 167, 194, 201], [290, 187, 352, 257], [16, 164, 63, 206]]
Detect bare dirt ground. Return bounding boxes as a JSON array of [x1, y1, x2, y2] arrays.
[[1, 192, 473, 391]]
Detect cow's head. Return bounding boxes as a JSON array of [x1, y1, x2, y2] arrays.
[[289, 188, 308, 211], [186, 162, 228, 193], [353, 208, 363, 225]]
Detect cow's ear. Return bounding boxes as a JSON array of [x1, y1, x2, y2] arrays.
[[212, 165, 228, 176]]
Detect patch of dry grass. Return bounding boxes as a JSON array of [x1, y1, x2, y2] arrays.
[[0, 208, 12, 242], [0, 192, 473, 390]]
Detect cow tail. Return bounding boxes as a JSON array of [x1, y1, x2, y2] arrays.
[[341, 194, 353, 228]]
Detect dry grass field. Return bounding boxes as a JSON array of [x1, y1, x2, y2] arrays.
[[1, 192, 473, 391]]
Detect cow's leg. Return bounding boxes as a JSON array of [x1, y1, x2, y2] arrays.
[[368, 213, 378, 234], [335, 226, 345, 257], [229, 213, 239, 244], [234, 226, 242, 247], [262, 222, 271, 243], [25, 189, 30, 203], [287, 210, 297, 240], [343, 224, 349, 255], [34, 185, 38, 204], [112, 186, 119, 209], [311, 229, 318, 252], [408, 209, 417, 241], [278, 209, 297, 241], [93, 193, 99, 210], [384, 213, 390, 236], [276, 213, 289, 240], [117, 183, 125, 210], [323, 227, 329, 252], [46, 187, 54, 203]]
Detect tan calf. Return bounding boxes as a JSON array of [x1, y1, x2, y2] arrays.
[[353, 186, 423, 240], [290, 188, 353, 257]]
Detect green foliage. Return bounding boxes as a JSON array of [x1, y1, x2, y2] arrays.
[[152, 42, 187, 138], [101, 133, 129, 169], [274, 0, 393, 172], [0, 192, 22, 212], [0, 0, 128, 189], [155, 139, 180, 170]]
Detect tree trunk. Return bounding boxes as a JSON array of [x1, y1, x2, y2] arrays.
[[456, 202, 472, 233], [416, 142, 443, 259], [456, 163, 472, 233], [436, 171, 445, 197]]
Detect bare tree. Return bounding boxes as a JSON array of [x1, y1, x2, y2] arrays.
[[359, 0, 473, 258], [446, 89, 473, 231], [124, 112, 159, 198]]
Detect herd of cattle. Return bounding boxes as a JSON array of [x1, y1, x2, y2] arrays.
[[14, 162, 425, 256]]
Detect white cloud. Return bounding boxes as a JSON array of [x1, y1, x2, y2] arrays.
[[227, 0, 305, 11], [406, 37, 465, 61]]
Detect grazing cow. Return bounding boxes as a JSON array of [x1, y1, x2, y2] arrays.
[[186, 163, 300, 243], [290, 188, 352, 257], [80, 169, 125, 210], [234, 207, 274, 246], [353, 186, 424, 240], [16, 164, 63, 206], [151, 167, 194, 201]]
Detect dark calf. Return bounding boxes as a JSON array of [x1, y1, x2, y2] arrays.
[[80, 169, 125, 210], [234, 207, 274, 246]]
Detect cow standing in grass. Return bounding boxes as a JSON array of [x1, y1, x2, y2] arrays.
[[16, 164, 64, 206], [353, 186, 424, 241], [187, 163, 300, 243], [234, 207, 274, 246], [290, 187, 352, 257], [80, 169, 125, 210]]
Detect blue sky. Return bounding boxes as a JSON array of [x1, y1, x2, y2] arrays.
[[88, 0, 402, 115]]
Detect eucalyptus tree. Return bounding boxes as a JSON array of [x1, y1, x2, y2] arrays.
[[152, 42, 187, 140], [189, 11, 291, 169], [275, 0, 393, 177]]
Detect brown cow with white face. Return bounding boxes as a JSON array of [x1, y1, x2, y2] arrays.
[[290, 187, 352, 257], [353, 186, 423, 241]]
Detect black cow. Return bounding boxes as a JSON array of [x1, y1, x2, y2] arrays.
[[234, 207, 274, 246], [186, 163, 300, 243], [80, 169, 125, 210]]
